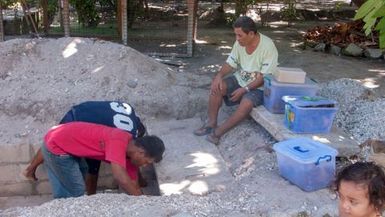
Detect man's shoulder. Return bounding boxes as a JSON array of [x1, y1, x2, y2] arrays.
[[259, 33, 274, 45]]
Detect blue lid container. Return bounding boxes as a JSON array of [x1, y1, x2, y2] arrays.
[[263, 75, 318, 114], [273, 138, 338, 191], [283, 96, 338, 134]]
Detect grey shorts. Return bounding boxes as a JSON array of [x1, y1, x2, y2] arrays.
[[223, 75, 263, 107]]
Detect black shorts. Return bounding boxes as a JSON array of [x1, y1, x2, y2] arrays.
[[223, 75, 264, 107], [59, 110, 101, 175]]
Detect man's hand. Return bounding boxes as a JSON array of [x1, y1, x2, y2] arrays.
[[111, 163, 142, 196], [230, 87, 247, 102]]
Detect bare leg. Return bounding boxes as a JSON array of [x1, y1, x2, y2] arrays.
[[23, 148, 44, 181], [215, 98, 254, 137], [206, 80, 228, 128], [85, 174, 98, 195]]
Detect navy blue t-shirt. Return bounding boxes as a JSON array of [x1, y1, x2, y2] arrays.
[[60, 101, 141, 138]]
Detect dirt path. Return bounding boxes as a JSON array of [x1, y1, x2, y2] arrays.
[[175, 21, 385, 98]]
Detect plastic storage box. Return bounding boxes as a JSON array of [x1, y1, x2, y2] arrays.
[[273, 137, 338, 192], [284, 96, 338, 134], [263, 74, 318, 114], [274, 67, 306, 84]]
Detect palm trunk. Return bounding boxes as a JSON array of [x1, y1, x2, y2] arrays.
[[0, 3, 4, 42]]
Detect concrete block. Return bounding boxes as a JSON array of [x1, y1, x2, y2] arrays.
[[97, 175, 118, 189], [0, 182, 33, 196], [250, 106, 360, 157], [35, 180, 52, 195], [0, 143, 31, 163], [98, 162, 112, 176], [0, 164, 25, 183], [34, 164, 48, 181], [0, 194, 52, 210]]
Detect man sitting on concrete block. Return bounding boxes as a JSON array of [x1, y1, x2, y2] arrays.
[[194, 16, 278, 144], [42, 122, 165, 198]]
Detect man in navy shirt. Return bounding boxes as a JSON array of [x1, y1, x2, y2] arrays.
[[23, 101, 146, 195]]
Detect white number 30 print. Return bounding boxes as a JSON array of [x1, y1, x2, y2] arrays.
[[110, 102, 134, 131]]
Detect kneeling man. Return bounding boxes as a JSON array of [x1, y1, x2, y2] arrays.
[[42, 122, 165, 198]]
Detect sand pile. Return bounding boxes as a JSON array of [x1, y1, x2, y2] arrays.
[[0, 37, 207, 145]]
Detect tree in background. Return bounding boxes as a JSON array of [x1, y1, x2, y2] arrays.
[[0, 1, 4, 41], [354, 0, 385, 48], [70, 0, 100, 27]]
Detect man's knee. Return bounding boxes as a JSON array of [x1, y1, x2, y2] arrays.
[[239, 98, 254, 112]]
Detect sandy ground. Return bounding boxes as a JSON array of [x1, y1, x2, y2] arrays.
[[0, 18, 385, 216]]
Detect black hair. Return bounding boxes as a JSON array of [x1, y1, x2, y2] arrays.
[[137, 120, 146, 138], [233, 16, 258, 34], [335, 162, 385, 213], [134, 135, 165, 163]]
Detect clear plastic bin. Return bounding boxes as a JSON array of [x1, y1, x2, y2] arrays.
[[283, 96, 338, 134], [263, 74, 318, 114], [273, 138, 338, 192]]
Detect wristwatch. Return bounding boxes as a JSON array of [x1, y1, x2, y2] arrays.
[[244, 86, 250, 92]]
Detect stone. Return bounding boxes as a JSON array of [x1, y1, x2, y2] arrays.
[[342, 43, 363, 57], [127, 79, 138, 88], [330, 45, 341, 56], [364, 48, 383, 59], [313, 43, 326, 52], [171, 212, 194, 217]]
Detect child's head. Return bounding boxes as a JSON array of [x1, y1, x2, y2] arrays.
[[335, 162, 385, 217]]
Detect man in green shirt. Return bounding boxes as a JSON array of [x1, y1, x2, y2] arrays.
[[194, 16, 278, 144]]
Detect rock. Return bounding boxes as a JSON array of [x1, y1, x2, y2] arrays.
[[305, 40, 318, 48], [342, 43, 363, 57], [364, 48, 383, 59], [127, 79, 138, 88], [313, 43, 326, 52], [330, 45, 341, 56], [171, 212, 195, 217]]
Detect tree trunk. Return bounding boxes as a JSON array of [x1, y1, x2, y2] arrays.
[[41, 0, 49, 34], [0, 2, 4, 42]]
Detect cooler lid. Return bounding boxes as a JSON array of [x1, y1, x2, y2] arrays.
[[284, 96, 337, 108], [264, 74, 317, 87], [273, 138, 338, 164]]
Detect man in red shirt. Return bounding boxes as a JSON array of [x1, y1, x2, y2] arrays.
[[42, 122, 165, 198]]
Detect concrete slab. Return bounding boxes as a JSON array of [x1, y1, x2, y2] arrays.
[[250, 106, 360, 157], [146, 118, 234, 196], [0, 194, 52, 210]]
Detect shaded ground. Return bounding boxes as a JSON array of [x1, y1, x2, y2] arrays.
[[178, 21, 385, 98]]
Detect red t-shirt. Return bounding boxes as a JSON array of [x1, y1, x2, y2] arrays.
[[44, 122, 138, 180]]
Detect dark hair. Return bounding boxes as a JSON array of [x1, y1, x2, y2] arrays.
[[335, 162, 385, 212], [233, 16, 258, 34], [137, 120, 146, 138], [134, 135, 165, 163]]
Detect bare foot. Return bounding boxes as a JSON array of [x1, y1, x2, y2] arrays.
[[22, 167, 38, 181]]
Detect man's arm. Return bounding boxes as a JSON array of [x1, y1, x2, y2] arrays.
[[111, 163, 142, 196], [211, 63, 234, 95]]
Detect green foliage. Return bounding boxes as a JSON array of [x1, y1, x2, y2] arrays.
[[281, 0, 297, 25], [70, 0, 100, 27], [354, 0, 385, 48], [234, 0, 264, 17], [47, 0, 58, 25], [1, 0, 18, 8]]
